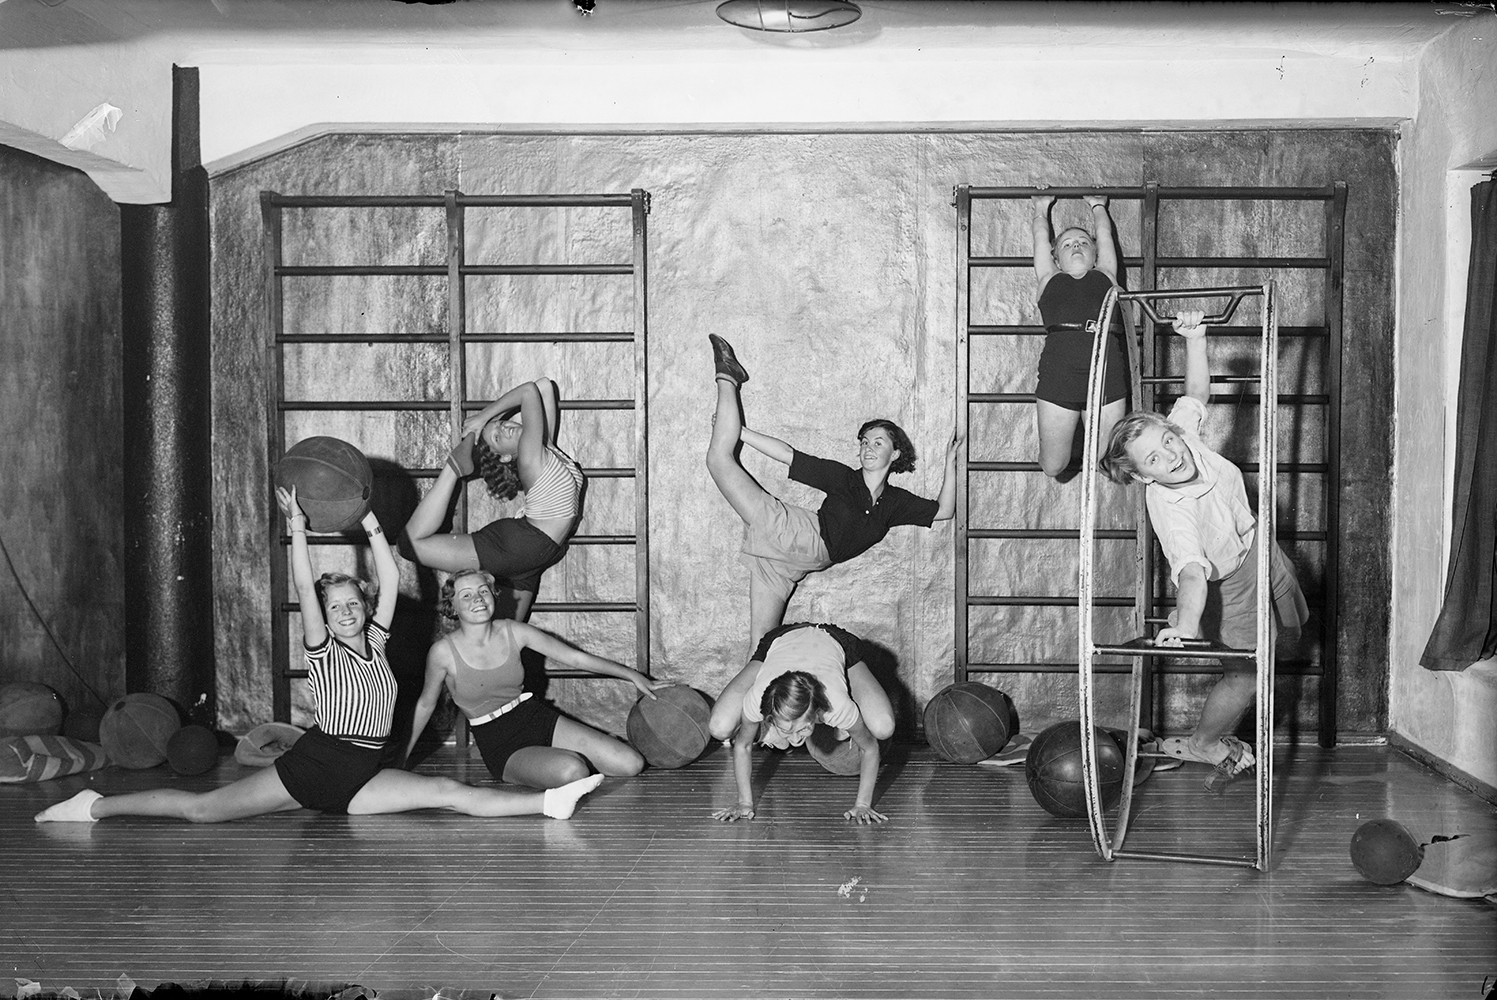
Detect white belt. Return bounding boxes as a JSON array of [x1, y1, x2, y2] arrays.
[[469, 692, 532, 726]]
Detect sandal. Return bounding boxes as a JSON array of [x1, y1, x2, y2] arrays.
[[1160, 735, 1255, 773]]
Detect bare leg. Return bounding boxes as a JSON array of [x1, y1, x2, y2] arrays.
[[346, 768, 602, 818], [706, 378, 774, 524], [1036, 399, 1083, 479], [503, 746, 593, 788], [1185, 667, 1257, 763], [510, 587, 536, 624], [403, 466, 483, 572], [847, 661, 896, 740], [45, 765, 303, 824], [747, 574, 791, 656], [1092, 398, 1127, 458], [548, 717, 645, 776]]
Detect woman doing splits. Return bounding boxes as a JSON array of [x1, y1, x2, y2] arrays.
[[35, 488, 601, 824], [406, 568, 659, 788], [405, 377, 582, 623], [709, 622, 896, 825], [706, 335, 958, 650]]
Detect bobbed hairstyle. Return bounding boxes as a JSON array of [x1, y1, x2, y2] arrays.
[[856, 418, 917, 475], [472, 431, 523, 501], [1098, 410, 1180, 485], [314, 572, 372, 616], [759, 670, 832, 725], [1051, 225, 1096, 254], [439, 569, 497, 621]]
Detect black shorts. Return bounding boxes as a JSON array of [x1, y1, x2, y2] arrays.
[[470, 697, 562, 780], [1035, 327, 1129, 411], [273, 727, 383, 813], [470, 517, 567, 594]]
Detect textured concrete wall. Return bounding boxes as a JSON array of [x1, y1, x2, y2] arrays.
[[0, 145, 125, 715], [1391, 26, 1497, 789], [210, 129, 1395, 743]]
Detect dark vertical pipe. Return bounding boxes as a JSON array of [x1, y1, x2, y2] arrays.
[[120, 65, 215, 725]]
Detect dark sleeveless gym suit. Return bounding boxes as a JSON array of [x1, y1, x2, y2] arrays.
[[1036, 268, 1129, 410]]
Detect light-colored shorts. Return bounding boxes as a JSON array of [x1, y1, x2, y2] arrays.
[[739, 494, 833, 607], [1211, 534, 1309, 653]]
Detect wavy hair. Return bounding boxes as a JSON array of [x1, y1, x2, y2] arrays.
[[438, 569, 498, 621], [472, 432, 524, 501], [856, 418, 916, 475]]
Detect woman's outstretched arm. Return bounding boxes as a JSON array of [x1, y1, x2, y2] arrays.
[[276, 486, 325, 647], [511, 621, 658, 699], [844, 717, 887, 824], [363, 508, 400, 629], [740, 426, 795, 466]]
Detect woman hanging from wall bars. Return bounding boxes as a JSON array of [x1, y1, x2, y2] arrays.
[[34, 487, 602, 824], [404, 377, 583, 623], [1029, 190, 1131, 480], [705, 335, 959, 652]]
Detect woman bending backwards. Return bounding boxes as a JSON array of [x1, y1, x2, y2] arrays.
[[708, 622, 895, 824], [405, 377, 582, 623], [707, 335, 958, 650], [406, 568, 659, 788], [1030, 192, 1130, 479], [35, 487, 601, 824]]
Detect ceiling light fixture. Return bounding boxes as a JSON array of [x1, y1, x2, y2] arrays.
[[716, 0, 862, 33]]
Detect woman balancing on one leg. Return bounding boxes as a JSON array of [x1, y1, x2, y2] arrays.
[[36, 488, 601, 824], [706, 335, 959, 651], [1029, 191, 1130, 480], [404, 377, 582, 623], [405, 568, 658, 788], [709, 623, 895, 824]]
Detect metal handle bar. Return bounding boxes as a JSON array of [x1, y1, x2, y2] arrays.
[[1117, 285, 1264, 325]]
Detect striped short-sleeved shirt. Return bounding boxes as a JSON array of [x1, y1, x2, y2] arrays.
[[304, 620, 397, 750]]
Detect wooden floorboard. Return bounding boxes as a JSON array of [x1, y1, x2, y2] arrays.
[[3, 743, 1493, 999]]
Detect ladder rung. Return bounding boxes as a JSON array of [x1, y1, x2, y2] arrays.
[[969, 393, 1033, 404], [1111, 849, 1257, 869], [964, 185, 1338, 201], [963, 660, 1323, 676], [967, 528, 1135, 540], [968, 596, 1136, 607], [463, 263, 632, 276], [530, 601, 637, 613], [1092, 642, 1256, 661], [464, 332, 633, 343], [278, 332, 636, 344], [568, 535, 636, 545], [968, 255, 1329, 270], [1154, 392, 1330, 405]]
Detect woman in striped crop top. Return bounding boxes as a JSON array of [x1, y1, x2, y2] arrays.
[[404, 568, 660, 788], [35, 487, 604, 825], [404, 377, 583, 623]]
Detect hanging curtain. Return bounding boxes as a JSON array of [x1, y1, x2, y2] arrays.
[[1421, 179, 1497, 671]]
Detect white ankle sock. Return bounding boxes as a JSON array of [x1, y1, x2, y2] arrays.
[[35, 789, 102, 823], [542, 773, 604, 819]]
